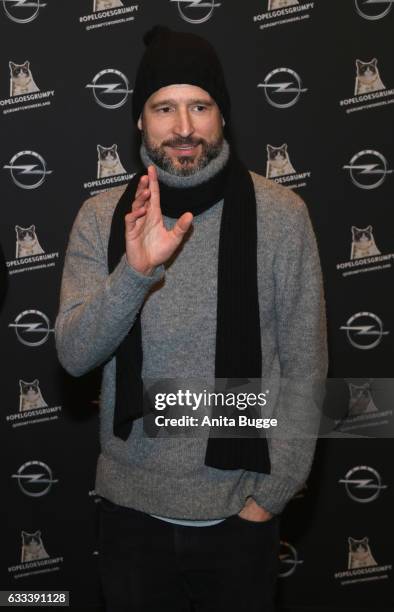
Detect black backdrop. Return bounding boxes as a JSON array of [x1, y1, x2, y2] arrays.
[[1, 1, 393, 610]]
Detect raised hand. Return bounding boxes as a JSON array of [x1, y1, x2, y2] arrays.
[[124, 165, 193, 276]]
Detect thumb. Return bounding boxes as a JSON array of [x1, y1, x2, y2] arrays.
[[171, 212, 193, 241]]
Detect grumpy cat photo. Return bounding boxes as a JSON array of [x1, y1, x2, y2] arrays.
[[15, 225, 44, 258], [93, 0, 123, 11], [266, 144, 296, 178], [355, 59, 385, 96], [350, 225, 381, 260], [9, 61, 39, 97], [348, 537, 377, 569], [19, 379, 48, 412], [348, 381, 378, 416], [21, 531, 49, 563], [97, 144, 126, 178]]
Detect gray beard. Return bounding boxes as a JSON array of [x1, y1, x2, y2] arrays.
[[140, 131, 224, 177]]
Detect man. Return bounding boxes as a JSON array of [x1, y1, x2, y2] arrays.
[[55, 26, 327, 612]]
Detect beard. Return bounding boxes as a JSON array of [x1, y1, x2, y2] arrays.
[[141, 129, 224, 177]]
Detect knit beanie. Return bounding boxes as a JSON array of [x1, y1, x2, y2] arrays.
[[132, 25, 231, 125]]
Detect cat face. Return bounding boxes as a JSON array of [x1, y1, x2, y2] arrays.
[[267, 144, 289, 168], [349, 383, 370, 399], [22, 530, 42, 548], [349, 537, 369, 552], [350, 383, 370, 398], [20, 379, 40, 398], [356, 59, 378, 81], [351, 225, 374, 244], [16, 225, 36, 243], [9, 61, 31, 80], [97, 144, 118, 161]]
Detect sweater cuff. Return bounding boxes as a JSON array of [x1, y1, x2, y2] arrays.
[[107, 254, 165, 303], [253, 474, 304, 515]]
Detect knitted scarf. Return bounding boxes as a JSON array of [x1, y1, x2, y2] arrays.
[[107, 146, 270, 474]]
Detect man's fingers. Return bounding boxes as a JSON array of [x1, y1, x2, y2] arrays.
[[133, 175, 149, 206], [171, 212, 193, 240], [126, 207, 146, 223], [125, 206, 146, 230], [147, 165, 161, 210], [132, 188, 150, 211]]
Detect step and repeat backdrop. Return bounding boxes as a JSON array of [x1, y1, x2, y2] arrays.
[[1, 0, 393, 610]]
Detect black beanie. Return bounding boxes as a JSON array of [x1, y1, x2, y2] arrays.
[[132, 25, 231, 125]]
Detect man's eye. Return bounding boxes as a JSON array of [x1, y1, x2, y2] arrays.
[[157, 107, 171, 113], [194, 105, 206, 111]]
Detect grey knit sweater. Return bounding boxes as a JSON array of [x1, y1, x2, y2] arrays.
[[55, 154, 327, 518]]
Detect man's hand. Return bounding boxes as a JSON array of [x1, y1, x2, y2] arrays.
[[125, 165, 193, 276], [238, 497, 273, 522]]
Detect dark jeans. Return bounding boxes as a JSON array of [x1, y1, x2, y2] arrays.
[[98, 497, 280, 612]]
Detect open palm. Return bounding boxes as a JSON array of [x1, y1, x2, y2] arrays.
[[125, 165, 193, 276]]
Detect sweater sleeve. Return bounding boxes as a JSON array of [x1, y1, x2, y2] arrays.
[[55, 198, 165, 377], [253, 194, 328, 515]]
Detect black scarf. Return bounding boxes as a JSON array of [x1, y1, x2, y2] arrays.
[[107, 150, 270, 474]]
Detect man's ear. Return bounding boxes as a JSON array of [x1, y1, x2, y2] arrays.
[[222, 116, 225, 127], [137, 114, 142, 130]]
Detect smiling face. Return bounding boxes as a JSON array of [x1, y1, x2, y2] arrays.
[[137, 84, 225, 176]]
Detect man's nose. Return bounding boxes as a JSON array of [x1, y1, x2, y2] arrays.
[[173, 108, 194, 138]]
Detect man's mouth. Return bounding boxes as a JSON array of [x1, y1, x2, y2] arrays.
[[168, 143, 200, 150], [169, 144, 201, 157]]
